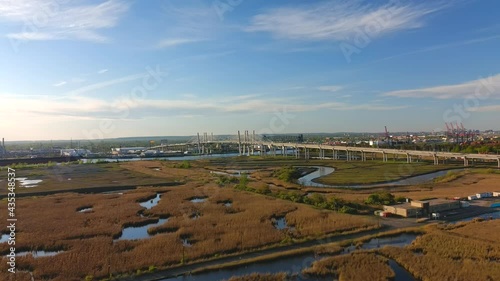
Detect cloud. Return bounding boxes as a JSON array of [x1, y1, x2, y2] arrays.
[[372, 34, 500, 63], [245, 1, 444, 41], [155, 38, 203, 48], [467, 105, 500, 112], [317, 85, 343, 92], [53, 81, 67, 87], [64, 73, 149, 97], [98, 69, 109, 74], [6, 93, 408, 121], [1, 0, 129, 42], [382, 74, 500, 99]]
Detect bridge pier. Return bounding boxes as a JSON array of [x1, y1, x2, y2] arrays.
[[295, 147, 300, 159], [346, 150, 350, 161], [463, 157, 469, 167], [433, 154, 438, 165], [406, 153, 411, 163], [382, 152, 387, 162], [497, 158, 500, 169], [282, 146, 286, 157], [319, 147, 326, 159]]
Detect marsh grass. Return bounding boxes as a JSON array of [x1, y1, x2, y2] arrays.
[[0, 173, 375, 280], [378, 220, 500, 281]]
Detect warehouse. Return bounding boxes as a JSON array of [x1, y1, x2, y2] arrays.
[[383, 199, 460, 218], [383, 203, 422, 218]]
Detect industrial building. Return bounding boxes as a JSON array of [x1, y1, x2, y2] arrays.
[[383, 199, 461, 218]]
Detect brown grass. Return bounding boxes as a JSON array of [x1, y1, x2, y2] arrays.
[[378, 220, 500, 281], [0, 162, 376, 281], [303, 252, 394, 281]]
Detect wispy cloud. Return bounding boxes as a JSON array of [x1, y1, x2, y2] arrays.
[[245, 1, 445, 41], [8, 93, 407, 121], [155, 38, 203, 49], [467, 105, 500, 112], [317, 85, 343, 92], [53, 81, 67, 87], [98, 69, 109, 74], [1, 0, 129, 42], [64, 73, 149, 97], [372, 34, 500, 63], [382, 74, 500, 99]]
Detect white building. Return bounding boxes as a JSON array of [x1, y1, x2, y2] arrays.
[[60, 149, 91, 157]]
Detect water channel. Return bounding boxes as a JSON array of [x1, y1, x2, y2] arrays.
[[162, 233, 418, 281]]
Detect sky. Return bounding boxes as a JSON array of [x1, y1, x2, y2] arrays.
[[0, 0, 499, 141]]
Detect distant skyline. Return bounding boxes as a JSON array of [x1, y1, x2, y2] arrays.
[[1, 0, 499, 141]]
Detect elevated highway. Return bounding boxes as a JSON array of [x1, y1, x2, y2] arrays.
[[151, 132, 500, 168]]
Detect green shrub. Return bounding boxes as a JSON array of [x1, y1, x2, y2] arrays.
[[177, 161, 191, 169]]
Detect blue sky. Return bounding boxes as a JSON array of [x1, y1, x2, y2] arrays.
[[1, 0, 499, 141]]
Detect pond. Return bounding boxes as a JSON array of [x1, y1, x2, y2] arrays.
[[0, 234, 10, 243], [115, 218, 169, 241], [161, 233, 419, 281], [140, 193, 162, 209], [78, 207, 93, 213], [190, 197, 207, 203], [15, 177, 43, 188], [272, 217, 295, 231], [16, 251, 63, 258]]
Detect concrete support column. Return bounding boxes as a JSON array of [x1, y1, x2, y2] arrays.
[[361, 151, 366, 161], [382, 152, 387, 162], [346, 150, 350, 161], [463, 157, 468, 167], [406, 153, 410, 163], [282, 146, 286, 157], [497, 158, 500, 169], [433, 154, 438, 165]]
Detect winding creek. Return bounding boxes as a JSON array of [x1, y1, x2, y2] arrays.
[[297, 166, 464, 188], [162, 233, 419, 281]]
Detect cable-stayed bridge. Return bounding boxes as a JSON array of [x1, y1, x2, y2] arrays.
[[151, 131, 500, 168]]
